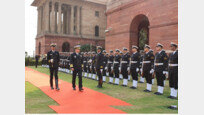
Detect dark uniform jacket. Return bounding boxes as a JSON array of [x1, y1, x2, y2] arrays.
[[121, 53, 130, 69], [70, 53, 83, 70], [103, 55, 108, 69], [130, 52, 141, 69], [142, 51, 155, 71], [92, 55, 96, 70], [113, 55, 121, 69], [95, 52, 104, 70], [108, 55, 114, 69], [47, 50, 60, 68], [154, 50, 168, 72], [168, 50, 178, 69], [83, 56, 88, 70]]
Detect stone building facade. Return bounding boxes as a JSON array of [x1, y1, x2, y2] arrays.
[[31, 0, 106, 55], [105, 0, 178, 52]]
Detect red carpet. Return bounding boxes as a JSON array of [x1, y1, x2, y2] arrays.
[[25, 67, 132, 113]]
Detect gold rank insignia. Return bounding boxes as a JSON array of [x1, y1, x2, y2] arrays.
[[70, 64, 73, 68], [100, 66, 103, 69]]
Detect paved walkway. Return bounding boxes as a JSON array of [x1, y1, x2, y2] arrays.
[[25, 67, 132, 113]]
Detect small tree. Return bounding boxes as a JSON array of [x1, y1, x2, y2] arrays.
[[81, 44, 96, 52]]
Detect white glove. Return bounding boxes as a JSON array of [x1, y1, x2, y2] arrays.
[[119, 67, 121, 71], [111, 67, 113, 70], [105, 67, 108, 70], [51, 59, 54, 63], [100, 69, 103, 72], [163, 71, 168, 75], [127, 67, 130, 71], [150, 69, 154, 74], [136, 68, 139, 72], [140, 68, 143, 73]]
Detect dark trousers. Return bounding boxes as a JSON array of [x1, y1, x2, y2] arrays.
[[121, 67, 128, 79], [169, 67, 178, 89], [88, 66, 91, 73], [83, 66, 87, 72], [49, 67, 59, 88], [103, 68, 106, 76], [155, 71, 165, 87], [143, 69, 152, 84], [131, 68, 138, 81], [108, 67, 114, 77], [35, 61, 38, 68], [92, 66, 96, 74], [72, 69, 83, 88], [114, 67, 119, 78], [96, 69, 103, 86]]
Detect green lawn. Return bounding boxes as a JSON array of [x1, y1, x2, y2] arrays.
[[25, 82, 58, 113], [26, 66, 178, 114]]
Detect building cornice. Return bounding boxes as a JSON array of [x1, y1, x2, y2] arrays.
[[106, 0, 147, 15], [36, 33, 105, 41]]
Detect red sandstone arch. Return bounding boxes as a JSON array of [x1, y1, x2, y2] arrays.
[[38, 42, 41, 55], [62, 42, 70, 52], [129, 14, 150, 51]]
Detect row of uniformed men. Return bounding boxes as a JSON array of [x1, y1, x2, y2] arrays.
[[42, 42, 178, 99]]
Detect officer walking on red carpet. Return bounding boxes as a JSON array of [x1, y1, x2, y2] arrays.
[[168, 42, 178, 99], [70, 45, 84, 91], [154, 43, 168, 95], [47, 43, 60, 90], [95, 46, 104, 88]]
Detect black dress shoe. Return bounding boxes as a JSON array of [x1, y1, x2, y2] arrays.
[[167, 96, 173, 98], [122, 85, 127, 87], [79, 88, 84, 91], [97, 85, 102, 88], [154, 92, 162, 95], [108, 82, 112, 84], [130, 86, 137, 89], [73, 87, 76, 90], [139, 81, 144, 83], [114, 83, 119, 85], [168, 105, 177, 110], [170, 96, 177, 99], [51, 87, 54, 90], [56, 87, 60, 91], [144, 89, 151, 92]]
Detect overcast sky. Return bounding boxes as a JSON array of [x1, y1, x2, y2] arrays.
[[25, 0, 37, 56]]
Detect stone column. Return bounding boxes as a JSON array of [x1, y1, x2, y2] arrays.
[[50, 0, 55, 33], [37, 8, 40, 35], [66, 6, 70, 34], [58, 3, 62, 34], [39, 7, 42, 34], [44, 1, 50, 33], [70, 5, 74, 35], [76, 6, 80, 35]]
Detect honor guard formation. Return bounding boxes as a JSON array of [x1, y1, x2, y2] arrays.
[[42, 42, 178, 99]]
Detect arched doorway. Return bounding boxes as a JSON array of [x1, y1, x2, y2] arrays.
[[62, 42, 70, 52], [130, 14, 150, 51]]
